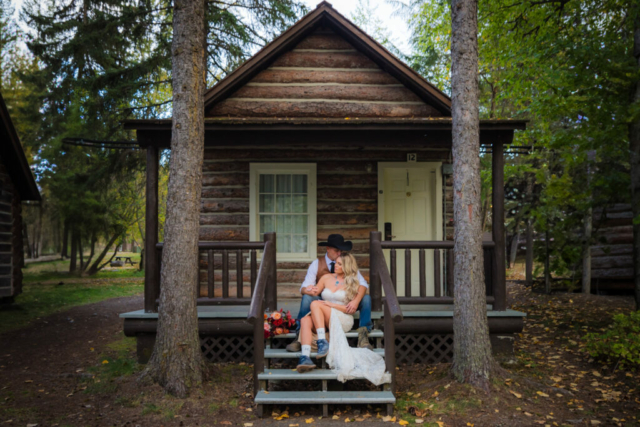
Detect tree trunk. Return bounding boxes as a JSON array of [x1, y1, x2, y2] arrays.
[[450, 0, 495, 391], [525, 219, 534, 287], [69, 228, 78, 273], [140, 0, 207, 397], [631, 7, 640, 311], [83, 233, 97, 273], [78, 234, 84, 270], [509, 232, 519, 269], [545, 228, 551, 294], [23, 223, 32, 259], [86, 232, 122, 275], [61, 219, 69, 259]]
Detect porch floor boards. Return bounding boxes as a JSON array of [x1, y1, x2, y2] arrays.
[[119, 298, 526, 319]]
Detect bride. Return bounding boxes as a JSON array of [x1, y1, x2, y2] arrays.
[[296, 252, 391, 386]]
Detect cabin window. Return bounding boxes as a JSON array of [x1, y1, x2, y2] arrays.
[[249, 163, 317, 261]]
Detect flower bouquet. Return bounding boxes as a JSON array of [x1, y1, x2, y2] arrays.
[[264, 309, 297, 339]]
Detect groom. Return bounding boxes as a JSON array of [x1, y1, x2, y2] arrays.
[[286, 233, 373, 352]]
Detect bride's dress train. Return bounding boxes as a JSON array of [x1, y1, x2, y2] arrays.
[[321, 288, 391, 386]]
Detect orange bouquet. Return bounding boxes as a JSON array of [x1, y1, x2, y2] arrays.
[[264, 309, 296, 339]]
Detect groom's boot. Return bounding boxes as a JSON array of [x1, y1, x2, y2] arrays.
[[286, 331, 302, 352], [357, 327, 374, 350]]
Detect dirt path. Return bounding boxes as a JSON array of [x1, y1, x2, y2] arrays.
[[1, 285, 639, 426], [0, 295, 143, 425]]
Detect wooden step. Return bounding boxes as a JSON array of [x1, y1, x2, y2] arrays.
[[264, 348, 385, 358], [258, 368, 391, 383], [255, 390, 395, 405], [272, 330, 384, 339]]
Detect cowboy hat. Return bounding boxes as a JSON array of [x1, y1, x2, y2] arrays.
[[319, 234, 353, 251]]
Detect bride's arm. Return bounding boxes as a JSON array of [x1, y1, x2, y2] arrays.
[[320, 300, 349, 313]]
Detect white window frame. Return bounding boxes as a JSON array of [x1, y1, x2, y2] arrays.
[[249, 163, 317, 262]]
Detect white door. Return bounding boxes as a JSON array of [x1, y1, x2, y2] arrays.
[[381, 164, 442, 296]]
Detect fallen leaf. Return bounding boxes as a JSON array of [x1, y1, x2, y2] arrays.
[[305, 418, 314, 424], [101, 360, 109, 364], [399, 421, 409, 426], [509, 390, 522, 399], [332, 416, 339, 420], [537, 391, 549, 398], [415, 419, 424, 424], [244, 424, 253, 427], [524, 412, 533, 417]]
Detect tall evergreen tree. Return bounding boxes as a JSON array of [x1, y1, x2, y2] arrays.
[[449, 0, 496, 390]]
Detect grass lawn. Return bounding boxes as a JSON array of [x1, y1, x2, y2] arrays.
[[0, 253, 144, 334], [23, 252, 144, 283]]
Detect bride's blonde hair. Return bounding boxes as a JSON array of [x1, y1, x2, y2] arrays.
[[339, 252, 360, 301]]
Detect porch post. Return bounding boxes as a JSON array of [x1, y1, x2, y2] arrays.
[[144, 146, 159, 313], [263, 232, 277, 312], [370, 231, 382, 311], [492, 141, 507, 311]]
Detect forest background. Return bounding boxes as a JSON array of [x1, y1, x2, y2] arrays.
[[1, 0, 637, 285]]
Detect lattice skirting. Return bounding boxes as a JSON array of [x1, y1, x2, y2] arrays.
[[387, 334, 454, 365], [200, 336, 254, 363], [199, 334, 453, 364]]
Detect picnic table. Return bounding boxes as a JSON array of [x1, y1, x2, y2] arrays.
[[114, 256, 136, 266]]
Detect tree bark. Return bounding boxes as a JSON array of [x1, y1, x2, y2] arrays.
[[631, 6, 640, 311], [450, 0, 495, 391], [83, 232, 97, 273], [525, 219, 534, 287], [77, 234, 84, 270], [61, 219, 69, 259], [23, 223, 32, 259], [545, 228, 551, 294], [508, 231, 520, 269], [86, 232, 122, 275], [69, 228, 78, 273], [141, 0, 207, 397]]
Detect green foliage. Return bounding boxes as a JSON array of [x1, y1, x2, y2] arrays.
[[584, 311, 640, 368], [0, 279, 142, 334], [407, 0, 639, 279]]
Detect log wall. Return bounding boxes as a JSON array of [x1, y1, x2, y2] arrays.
[[199, 145, 453, 298], [0, 159, 18, 299], [590, 203, 633, 291], [207, 29, 442, 119]]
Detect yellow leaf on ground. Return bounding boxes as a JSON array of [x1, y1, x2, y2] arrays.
[[305, 419, 314, 424], [537, 391, 549, 397], [524, 412, 533, 417], [102, 360, 109, 364], [509, 390, 522, 399], [415, 419, 424, 424], [436, 422, 445, 427], [332, 416, 339, 420], [466, 423, 474, 426], [399, 421, 409, 426], [289, 425, 299, 427], [244, 423, 253, 427], [432, 391, 439, 397], [382, 416, 393, 422]]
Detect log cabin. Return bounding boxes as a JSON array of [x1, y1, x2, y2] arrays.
[[120, 2, 527, 414], [0, 91, 41, 303]]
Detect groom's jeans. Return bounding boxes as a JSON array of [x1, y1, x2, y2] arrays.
[[294, 294, 373, 335]]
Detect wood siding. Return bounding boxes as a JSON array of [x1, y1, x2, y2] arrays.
[[199, 145, 451, 298], [590, 204, 633, 290], [0, 160, 16, 299], [207, 29, 442, 119]]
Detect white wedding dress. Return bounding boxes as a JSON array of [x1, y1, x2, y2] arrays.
[[321, 288, 391, 386]]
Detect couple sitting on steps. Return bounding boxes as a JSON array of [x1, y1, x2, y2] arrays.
[[286, 234, 390, 385]]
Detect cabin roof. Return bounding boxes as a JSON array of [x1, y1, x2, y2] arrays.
[[203, 1, 451, 117], [0, 91, 41, 201]]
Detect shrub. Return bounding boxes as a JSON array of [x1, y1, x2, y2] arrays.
[[584, 311, 640, 368]]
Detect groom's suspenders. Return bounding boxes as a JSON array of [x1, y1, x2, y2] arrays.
[[316, 257, 331, 284]]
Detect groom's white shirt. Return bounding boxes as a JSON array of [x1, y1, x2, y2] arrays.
[[300, 252, 369, 292]]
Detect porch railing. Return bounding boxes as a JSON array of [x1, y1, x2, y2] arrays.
[[369, 231, 403, 393], [370, 232, 497, 309], [152, 232, 277, 310], [246, 232, 277, 394]]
